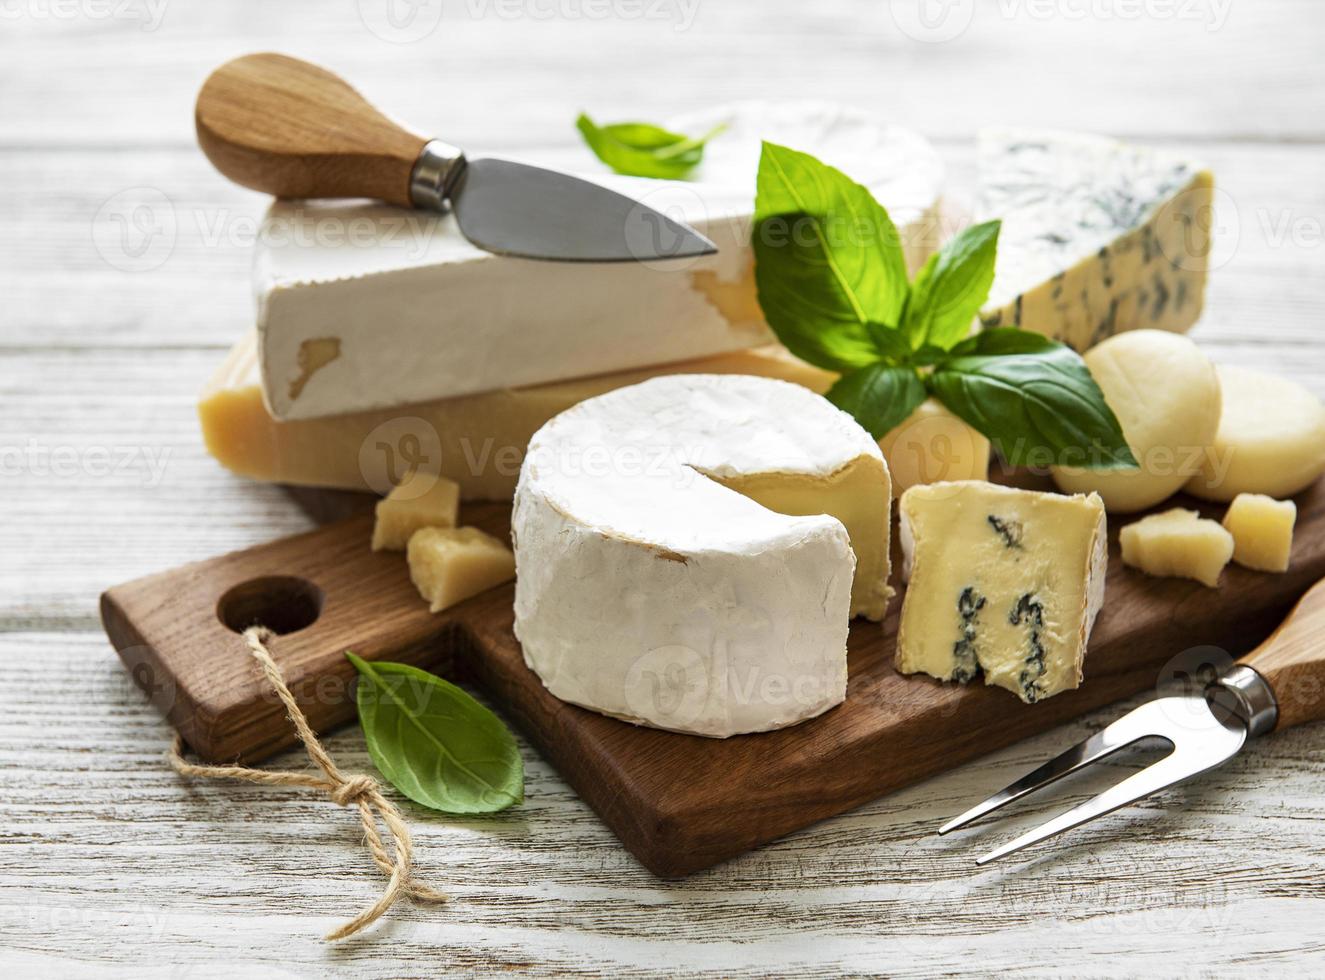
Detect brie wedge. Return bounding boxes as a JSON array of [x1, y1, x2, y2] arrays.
[[255, 102, 944, 420], [511, 374, 892, 737], [897, 481, 1107, 704]]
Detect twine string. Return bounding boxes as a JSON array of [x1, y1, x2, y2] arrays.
[[167, 625, 446, 941]]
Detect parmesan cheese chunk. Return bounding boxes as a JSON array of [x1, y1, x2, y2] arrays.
[[1222, 494, 1296, 573], [407, 527, 515, 614], [1119, 509, 1234, 588], [371, 472, 460, 551], [897, 481, 1107, 704]]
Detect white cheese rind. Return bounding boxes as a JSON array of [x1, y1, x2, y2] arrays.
[[256, 103, 944, 421], [511, 374, 891, 737], [897, 481, 1107, 704], [977, 129, 1213, 351]]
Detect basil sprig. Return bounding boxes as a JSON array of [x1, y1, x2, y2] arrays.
[[576, 114, 725, 180], [752, 141, 1136, 469], [347, 653, 523, 814]]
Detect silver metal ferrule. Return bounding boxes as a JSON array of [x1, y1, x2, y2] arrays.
[[1215, 664, 1279, 737], [409, 139, 466, 211]]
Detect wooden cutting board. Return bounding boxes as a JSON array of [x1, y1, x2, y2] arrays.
[[101, 475, 1325, 877]]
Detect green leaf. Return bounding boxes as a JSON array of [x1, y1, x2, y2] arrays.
[[826, 363, 927, 440], [752, 142, 910, 372], [902, 220, 1001, 351], [576, 113, 723, 180], [927, 328, 1138, 469], [346, 652, 523, 814]]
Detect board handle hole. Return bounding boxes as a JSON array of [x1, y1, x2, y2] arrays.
[[218, 576, 324, 636]]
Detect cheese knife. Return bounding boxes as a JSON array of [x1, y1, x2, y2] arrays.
[[195, 53, 717, 263], [941, 575, 1325, 863]]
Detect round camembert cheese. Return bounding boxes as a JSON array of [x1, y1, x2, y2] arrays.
[[512, 374, 892, 738]]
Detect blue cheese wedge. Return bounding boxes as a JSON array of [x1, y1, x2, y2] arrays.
[[897, 481, 1107, 703], [977, 129, 1213, 351]]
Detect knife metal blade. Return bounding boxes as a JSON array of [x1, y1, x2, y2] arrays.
[[411, 141, 717, 263]]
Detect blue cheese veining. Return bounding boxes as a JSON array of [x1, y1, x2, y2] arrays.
[[896, 481, 1107, 704], [977, 129, 1214, 351]]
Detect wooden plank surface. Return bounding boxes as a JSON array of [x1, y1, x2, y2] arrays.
[[3, 0, 1325, 974], [99, 478, 1325, 877]]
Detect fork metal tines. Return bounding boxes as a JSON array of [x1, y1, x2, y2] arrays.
[[940, 688, 1257, 865]]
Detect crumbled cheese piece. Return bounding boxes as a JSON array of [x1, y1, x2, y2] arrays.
[[371, 472, 460, 551], [1222, 494, 1296, 573], [1119, 508, 1234, 587], [407, 526, 515, 613]]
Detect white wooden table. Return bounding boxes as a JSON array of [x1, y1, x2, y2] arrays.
[[3, 2, 1324, 975]]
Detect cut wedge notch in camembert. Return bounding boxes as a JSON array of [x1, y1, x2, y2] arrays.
[[977, 129, 1214, 351], [512, 374, 892, 738], [897, 481, 1107, 704], [256, 102, 945, 421]]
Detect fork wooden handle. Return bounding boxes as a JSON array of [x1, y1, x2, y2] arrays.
[[1238, 577, 1325, 731], [195, 53, 428, 206]]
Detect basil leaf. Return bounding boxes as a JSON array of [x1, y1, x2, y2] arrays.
[[902, 220, 1001, 351], [752, 142, 910, 372], [927, 328, 1137, 469], [827, 363, 927, 440], [576, 113, 722, 180], [347, 653, 523, 814]]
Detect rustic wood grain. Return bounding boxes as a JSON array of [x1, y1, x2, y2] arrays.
[[100, 475, 1325, 877], [5, 0, 1325, 973], [1240, 578, 1325, 732], [195, 53, 428, 206]]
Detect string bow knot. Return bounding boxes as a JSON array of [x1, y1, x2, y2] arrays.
[[167, 626, 447, 940]]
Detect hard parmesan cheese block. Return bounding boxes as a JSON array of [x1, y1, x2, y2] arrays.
[[371, 471, 460, 551], [407, 526, 515, 613], [256, 102, 944, 420], [512, 374, 892, 737], [1184, 366, 1325, 502], [1119, 509, 1234, 588], [897, 482, 1106, 704], [878, 398, 991, 497], [977, 129, 1213, 351], [1222, 494, 1296, 573], [1051, 330, 1221, 512], [199, 334, 983, 503], [200, 333, 833, 499]]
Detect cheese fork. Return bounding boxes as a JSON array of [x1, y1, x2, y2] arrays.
[[941, 576, 1325, 864]]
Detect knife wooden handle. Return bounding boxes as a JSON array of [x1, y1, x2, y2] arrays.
[[1238, 577, 1325, 731], [195, 53, 427, 206]]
